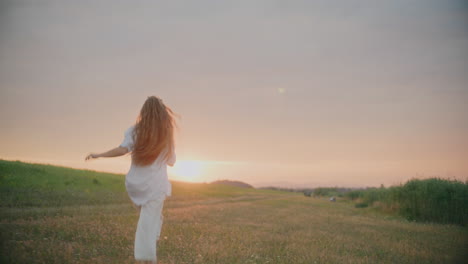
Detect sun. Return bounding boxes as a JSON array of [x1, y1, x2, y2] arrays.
[[168, 160, 203, 182]]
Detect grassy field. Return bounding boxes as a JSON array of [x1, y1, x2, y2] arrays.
[[1, 160, 467, 264]]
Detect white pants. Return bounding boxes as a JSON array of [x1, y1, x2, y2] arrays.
[[134, 195, 166, 261]]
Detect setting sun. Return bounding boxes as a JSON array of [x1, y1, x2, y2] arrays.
[[169, 160, 204, 182]]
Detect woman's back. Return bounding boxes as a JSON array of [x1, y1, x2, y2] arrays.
[[120, 125, 175, 206]]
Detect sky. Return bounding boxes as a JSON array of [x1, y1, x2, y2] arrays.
[[1, 0, 467, 188]]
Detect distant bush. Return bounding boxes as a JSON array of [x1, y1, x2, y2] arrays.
[[355, 202, 368, 208], [313, 187, 354, 198], [260, 186, 298, 192], [258, 187, 356, 197], [346, 178, 468, 226], [395, 178, 468, 225], [346, 185, 393, 207]]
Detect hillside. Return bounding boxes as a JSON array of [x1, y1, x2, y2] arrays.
[[0, 159, 466, 264], [210, 179, 254, 189]]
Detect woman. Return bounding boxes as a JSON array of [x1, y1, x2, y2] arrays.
[[85, 96, 177, 264]]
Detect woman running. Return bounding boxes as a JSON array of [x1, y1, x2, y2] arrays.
[[85, 96, 177, 264]]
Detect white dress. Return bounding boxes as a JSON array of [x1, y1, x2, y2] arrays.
[[119, 125, 175, 206], [120, 125, 176, 261]]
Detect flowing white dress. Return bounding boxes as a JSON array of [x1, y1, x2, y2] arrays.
[[119, 125, 175, 261], [120, 125, 174, 206]]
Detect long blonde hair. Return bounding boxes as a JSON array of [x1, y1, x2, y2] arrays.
[[132, 96, 176, 166]]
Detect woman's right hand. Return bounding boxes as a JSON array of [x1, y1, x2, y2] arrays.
[[85, 153, 99, 161]]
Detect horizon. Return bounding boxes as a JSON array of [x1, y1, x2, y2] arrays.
[[1, 157, 465, 190], [1, 0, 467, 187]]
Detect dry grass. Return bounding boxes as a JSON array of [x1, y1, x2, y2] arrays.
[[2, 193, 467, 263], [1, 160, 467, 263]]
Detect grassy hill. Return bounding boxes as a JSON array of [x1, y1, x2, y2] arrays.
[[0, 159, 466, 263], [210, 180, 254, 189]]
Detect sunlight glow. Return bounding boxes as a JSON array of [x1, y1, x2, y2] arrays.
[[169, 160, 204, 182]]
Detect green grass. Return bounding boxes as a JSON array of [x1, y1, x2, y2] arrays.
[[345, 178, 468, 226], [0, 160, 127, 207], [1, 159, 467, 263]]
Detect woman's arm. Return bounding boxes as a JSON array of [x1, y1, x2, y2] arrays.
[[85, 146, 129, 161]]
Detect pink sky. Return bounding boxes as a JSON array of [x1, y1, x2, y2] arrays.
[[1, 0, 467, 187]]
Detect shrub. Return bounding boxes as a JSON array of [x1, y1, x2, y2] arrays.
[[394, 178, 468, 225], [346, 178, 468, 226], [355, 202, 368, 208]]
